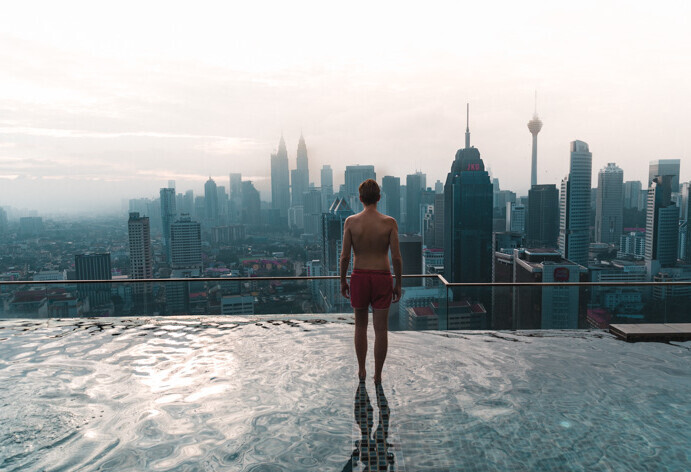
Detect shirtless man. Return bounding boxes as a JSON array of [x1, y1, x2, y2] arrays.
[[340, 179, 402, 384]]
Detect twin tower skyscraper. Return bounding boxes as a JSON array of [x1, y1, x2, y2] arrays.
[[270, 134, 309, 220]]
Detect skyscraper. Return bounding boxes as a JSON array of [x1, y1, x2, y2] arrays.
[[229, 173, 242, 223], [128, 212, 153, 303], [0, 207, 8, 237], [241, 181, 261, 226], [303, 189, 323, 237], [381, 176, 401, 223], [217, 186, 228, 222], [559, 141, 592, 267], [322, 198, 355, 274], [406, 172, 425, 234], [527, 184, 559, 248], [595, 163, 624, 245], [444, 105, 493, 285], [271, 136, 290, 219], [204, 177, 218, 225], [400, 234, 423, 287], [181, 190, 194, 217], [433, 193, 445, 249], [506, 202, 526, 234], [291, 134, 310, 208], [527, 94, 543, 188], [648, 159, 681, 193], [321, 198, 354, 312], [645, 175, 678, 267], [623, 181, 643, 209], [297, 133, 309, 177], [344, 165, 376, 197], [170, 215, 202, 270], [321, 165, 333, 201], [160, 187, 177, 262], [681, 182, 691, 263]]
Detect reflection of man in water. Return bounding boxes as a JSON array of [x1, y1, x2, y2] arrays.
[[341, 381, 395, 471], [340, 179, 402, 384]]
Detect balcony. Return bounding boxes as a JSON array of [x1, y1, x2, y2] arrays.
[[1, 277, 690, 471]]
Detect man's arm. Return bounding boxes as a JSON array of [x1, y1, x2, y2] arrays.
[[389, 219, 403, 302], [339, 217, 352, 298]]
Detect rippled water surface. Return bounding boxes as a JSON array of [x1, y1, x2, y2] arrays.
[[1, 317, 689, 471]]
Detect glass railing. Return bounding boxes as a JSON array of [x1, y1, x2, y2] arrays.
[[448, 280, 691, 330], [1, 276, 690, 330]]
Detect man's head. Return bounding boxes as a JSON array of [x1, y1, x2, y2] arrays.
[[359, 179, 380, 206]]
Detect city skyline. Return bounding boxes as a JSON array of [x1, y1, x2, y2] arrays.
[[1, 2, 690, 213]]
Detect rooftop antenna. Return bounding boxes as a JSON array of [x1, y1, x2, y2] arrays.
[[464, 103, 470, 149]]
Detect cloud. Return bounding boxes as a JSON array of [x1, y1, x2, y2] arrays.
[[0, 126, 256, 141]]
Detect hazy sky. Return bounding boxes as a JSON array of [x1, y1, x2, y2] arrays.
[[1, 0, 689, 214]]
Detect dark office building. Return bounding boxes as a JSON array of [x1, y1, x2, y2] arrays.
[[443, 118, 493, 288], [75, 253, 112, 307], [241, 181, 261, 226], [432, 193, 445, 249], [345, 165, 376, 197], [406, 173, 425, 234], [645, 175, 678, 267], [160, 187, 177, 263], [527, 184, 559, 248], [400, 234, 423, 287], [322, 198, 355, 274], [381, 176, 401, 223], [204, 177, 219, 226]]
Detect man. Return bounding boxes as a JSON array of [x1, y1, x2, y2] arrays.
[[340, 179, 402, 384]]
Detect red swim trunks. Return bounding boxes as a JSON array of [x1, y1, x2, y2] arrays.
[[350, 269, 393, 310]]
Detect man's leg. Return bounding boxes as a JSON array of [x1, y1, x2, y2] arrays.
[[372, 308, 389, 384], [354, 307, 369, 379]]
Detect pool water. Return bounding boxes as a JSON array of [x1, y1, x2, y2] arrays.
[[0, 317, 689, 471]]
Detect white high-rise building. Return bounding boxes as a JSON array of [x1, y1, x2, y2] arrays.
[[559, 140, 592, 267], [595, 163, 624, 245]]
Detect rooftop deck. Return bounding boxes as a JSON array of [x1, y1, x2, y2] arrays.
[[1, 316, 689, 471], [610, 323, 691, 342]]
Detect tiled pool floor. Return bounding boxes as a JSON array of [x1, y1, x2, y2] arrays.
[[1, 317, 689, 471]]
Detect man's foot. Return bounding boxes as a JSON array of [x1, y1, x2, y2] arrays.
[[358, 369, 367, 381]]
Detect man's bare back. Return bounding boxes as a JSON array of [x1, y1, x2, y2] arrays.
[[346, 210, 397, 272]]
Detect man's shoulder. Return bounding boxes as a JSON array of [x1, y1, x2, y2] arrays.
[[381, 214, 398, 226]]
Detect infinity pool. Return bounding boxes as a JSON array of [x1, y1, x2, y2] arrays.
[[1, 317, 689, 471]]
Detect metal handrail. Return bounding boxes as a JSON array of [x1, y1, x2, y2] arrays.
[[1, 274, 690, 287]]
